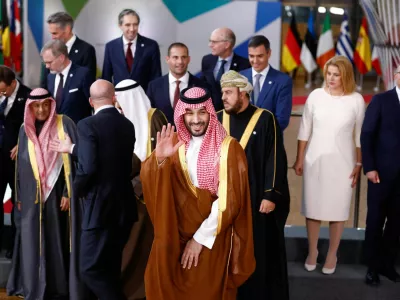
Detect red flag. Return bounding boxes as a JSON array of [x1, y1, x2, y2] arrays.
[[9, 0, 22, 72], [371, 47, 382, 76]]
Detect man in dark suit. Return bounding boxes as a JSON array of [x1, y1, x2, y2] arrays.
[[41, 12, 97, 89], [147, 42, 209, 123], [361, 66, 400, 286], [41, 39, 94, 123], [0, 66, 31, 258], [200, 27, 250, 110], [53, 79, 137, 299], [102, 9, 161, 91], [240, 35, 292, 131]]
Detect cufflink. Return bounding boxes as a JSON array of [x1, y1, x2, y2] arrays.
[[75, 49, 78, 53]]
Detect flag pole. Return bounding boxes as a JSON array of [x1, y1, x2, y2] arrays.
[[373, 76, 381, 92], [305, 72, 312, 89], [357, 74, 364, 92]]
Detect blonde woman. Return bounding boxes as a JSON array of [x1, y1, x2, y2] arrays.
[[293, 56, 365, 274]]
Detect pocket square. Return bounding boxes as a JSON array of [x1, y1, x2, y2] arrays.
[[69, 88, 78, 93]]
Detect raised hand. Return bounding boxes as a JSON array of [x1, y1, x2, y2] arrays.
[[49, 133, 73, 154], [156, 124, 184, 162]]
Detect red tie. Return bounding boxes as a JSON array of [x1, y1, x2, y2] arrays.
[[126, 42, 134, 73], [173, 80, 181, 109]]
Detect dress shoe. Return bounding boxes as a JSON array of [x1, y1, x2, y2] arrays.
[[304, 250, 318, 272], [379, 267, 400, 282], [322, 257, 337, 275], [5, 248, 13, 259], [365, 270, 380, 286]]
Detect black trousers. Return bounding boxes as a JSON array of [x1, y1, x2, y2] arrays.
[[0, 148, 16, 250], [80, 226, 131, 300], [364, 172, 400, 271]]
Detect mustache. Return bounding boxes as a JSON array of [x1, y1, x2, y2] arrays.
[[189, 121, 206, 126]]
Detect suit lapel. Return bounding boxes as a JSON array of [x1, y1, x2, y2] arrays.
[[48, 74, 56, 95], [69, 37, 81, 60], [162, 76, 173, 117], [117, 37, 129, 74], [131, 35, 144, 75], [257, 67, 275, 107], [388, 89, 400, 134], [230, 54, 240, 71]]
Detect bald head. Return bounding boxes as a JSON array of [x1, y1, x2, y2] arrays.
[[209, 27, 236, 58], [90, 80, 115, 102]]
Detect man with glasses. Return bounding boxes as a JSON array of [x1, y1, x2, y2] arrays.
[[0, 66, 30, 259], [200, 27, 250, 111], [41, 39, 94, 123]]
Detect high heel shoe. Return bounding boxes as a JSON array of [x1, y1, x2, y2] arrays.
[[304, 251, 318, 272], [322, 257, 337, 275]]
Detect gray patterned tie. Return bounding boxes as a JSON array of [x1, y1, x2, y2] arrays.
[[252, 73, 262, 105]]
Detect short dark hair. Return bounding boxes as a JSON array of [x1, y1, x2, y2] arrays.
[[248, 35, 270, 52], [118, 9, 140, 25], [167, 43, 189, 56], [47, 12, 74, 29], [0, 66, 16, 85]]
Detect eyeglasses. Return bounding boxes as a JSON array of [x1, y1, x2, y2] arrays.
[[209, 39, 228, 45]]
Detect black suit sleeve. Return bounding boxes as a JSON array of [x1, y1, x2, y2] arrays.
[[146, 81, 155, 107], [74, 120, 98, 198], [82, 45, 97, 80], [40, 65, 49, 89], [150, 43, 162, 81]]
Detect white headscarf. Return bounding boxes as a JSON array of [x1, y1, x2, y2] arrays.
[[115, 79, 151, 161]]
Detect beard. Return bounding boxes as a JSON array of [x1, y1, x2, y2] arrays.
[[185, 121, 208, 137], [224, 97, 243, 115]]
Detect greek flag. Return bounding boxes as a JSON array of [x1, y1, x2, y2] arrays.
[[336, 13, 354, 61]]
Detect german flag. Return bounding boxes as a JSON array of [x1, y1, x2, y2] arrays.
[[282, 15, 302, 72], [0, 0, 10, 66]]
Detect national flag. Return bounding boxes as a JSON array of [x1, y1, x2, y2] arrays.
[[300, 11, 318, 73], [10, 0, 22, 72], [371, 46, 382, 76], [353, 17, 372, 75], [0, 0, 11, 66], [282, 15, 302, 72], [336, 13, 354, 62], [316, 13, 335, 69]]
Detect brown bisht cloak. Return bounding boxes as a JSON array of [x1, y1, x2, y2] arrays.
[[121, 108, 167, 299], [140, 135, 255, 300]]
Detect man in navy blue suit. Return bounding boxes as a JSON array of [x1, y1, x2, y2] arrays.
[[102, 9, 161, 91], [147, 42, 209, 123], [53, 79, 137, 299], [201, 27, 250, 111], [41, 12, 97, 89], [41, 40, 94, 123], [240, 35, 292, 131], [361, 66, 400, 286]]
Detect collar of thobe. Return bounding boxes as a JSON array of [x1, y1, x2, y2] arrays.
[[94, 104, 115, 115], [123, 35, 137, 47], [396, 86, 400, 102], [168, 72, 189, 85], [65, 34, 77, 53], [59, 61, 72, 79], [252, 64, 270, 80], [218, 52, 233, 64], [187, 135, 205, 186]]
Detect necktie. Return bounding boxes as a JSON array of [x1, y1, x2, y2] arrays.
[[126, 42, 134, 73], [0, 97, 8, 116], [55, 73, 64, 111], [252, 73, 262, 105], [173, 80, 181, 109], [215, 60, 227, 82]]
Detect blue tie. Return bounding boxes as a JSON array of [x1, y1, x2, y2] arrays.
[[0, 97, 8, 147], [216, 60, 227, 82]]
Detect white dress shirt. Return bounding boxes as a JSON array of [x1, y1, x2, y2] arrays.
[[213, 52, 234, 79], [123, 35, 137, 58], [65, 34, 77, 53], [55, 61, 72, 95], [396, 86, 400, 103], [251, 64, 270, 91], [1, 80, 20, 116], [185, 136, 218, 250], [168, 72, 189, 107]]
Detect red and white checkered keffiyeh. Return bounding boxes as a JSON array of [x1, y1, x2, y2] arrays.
[[24, 88, 59, 200], [174, 87, 227, 195]]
